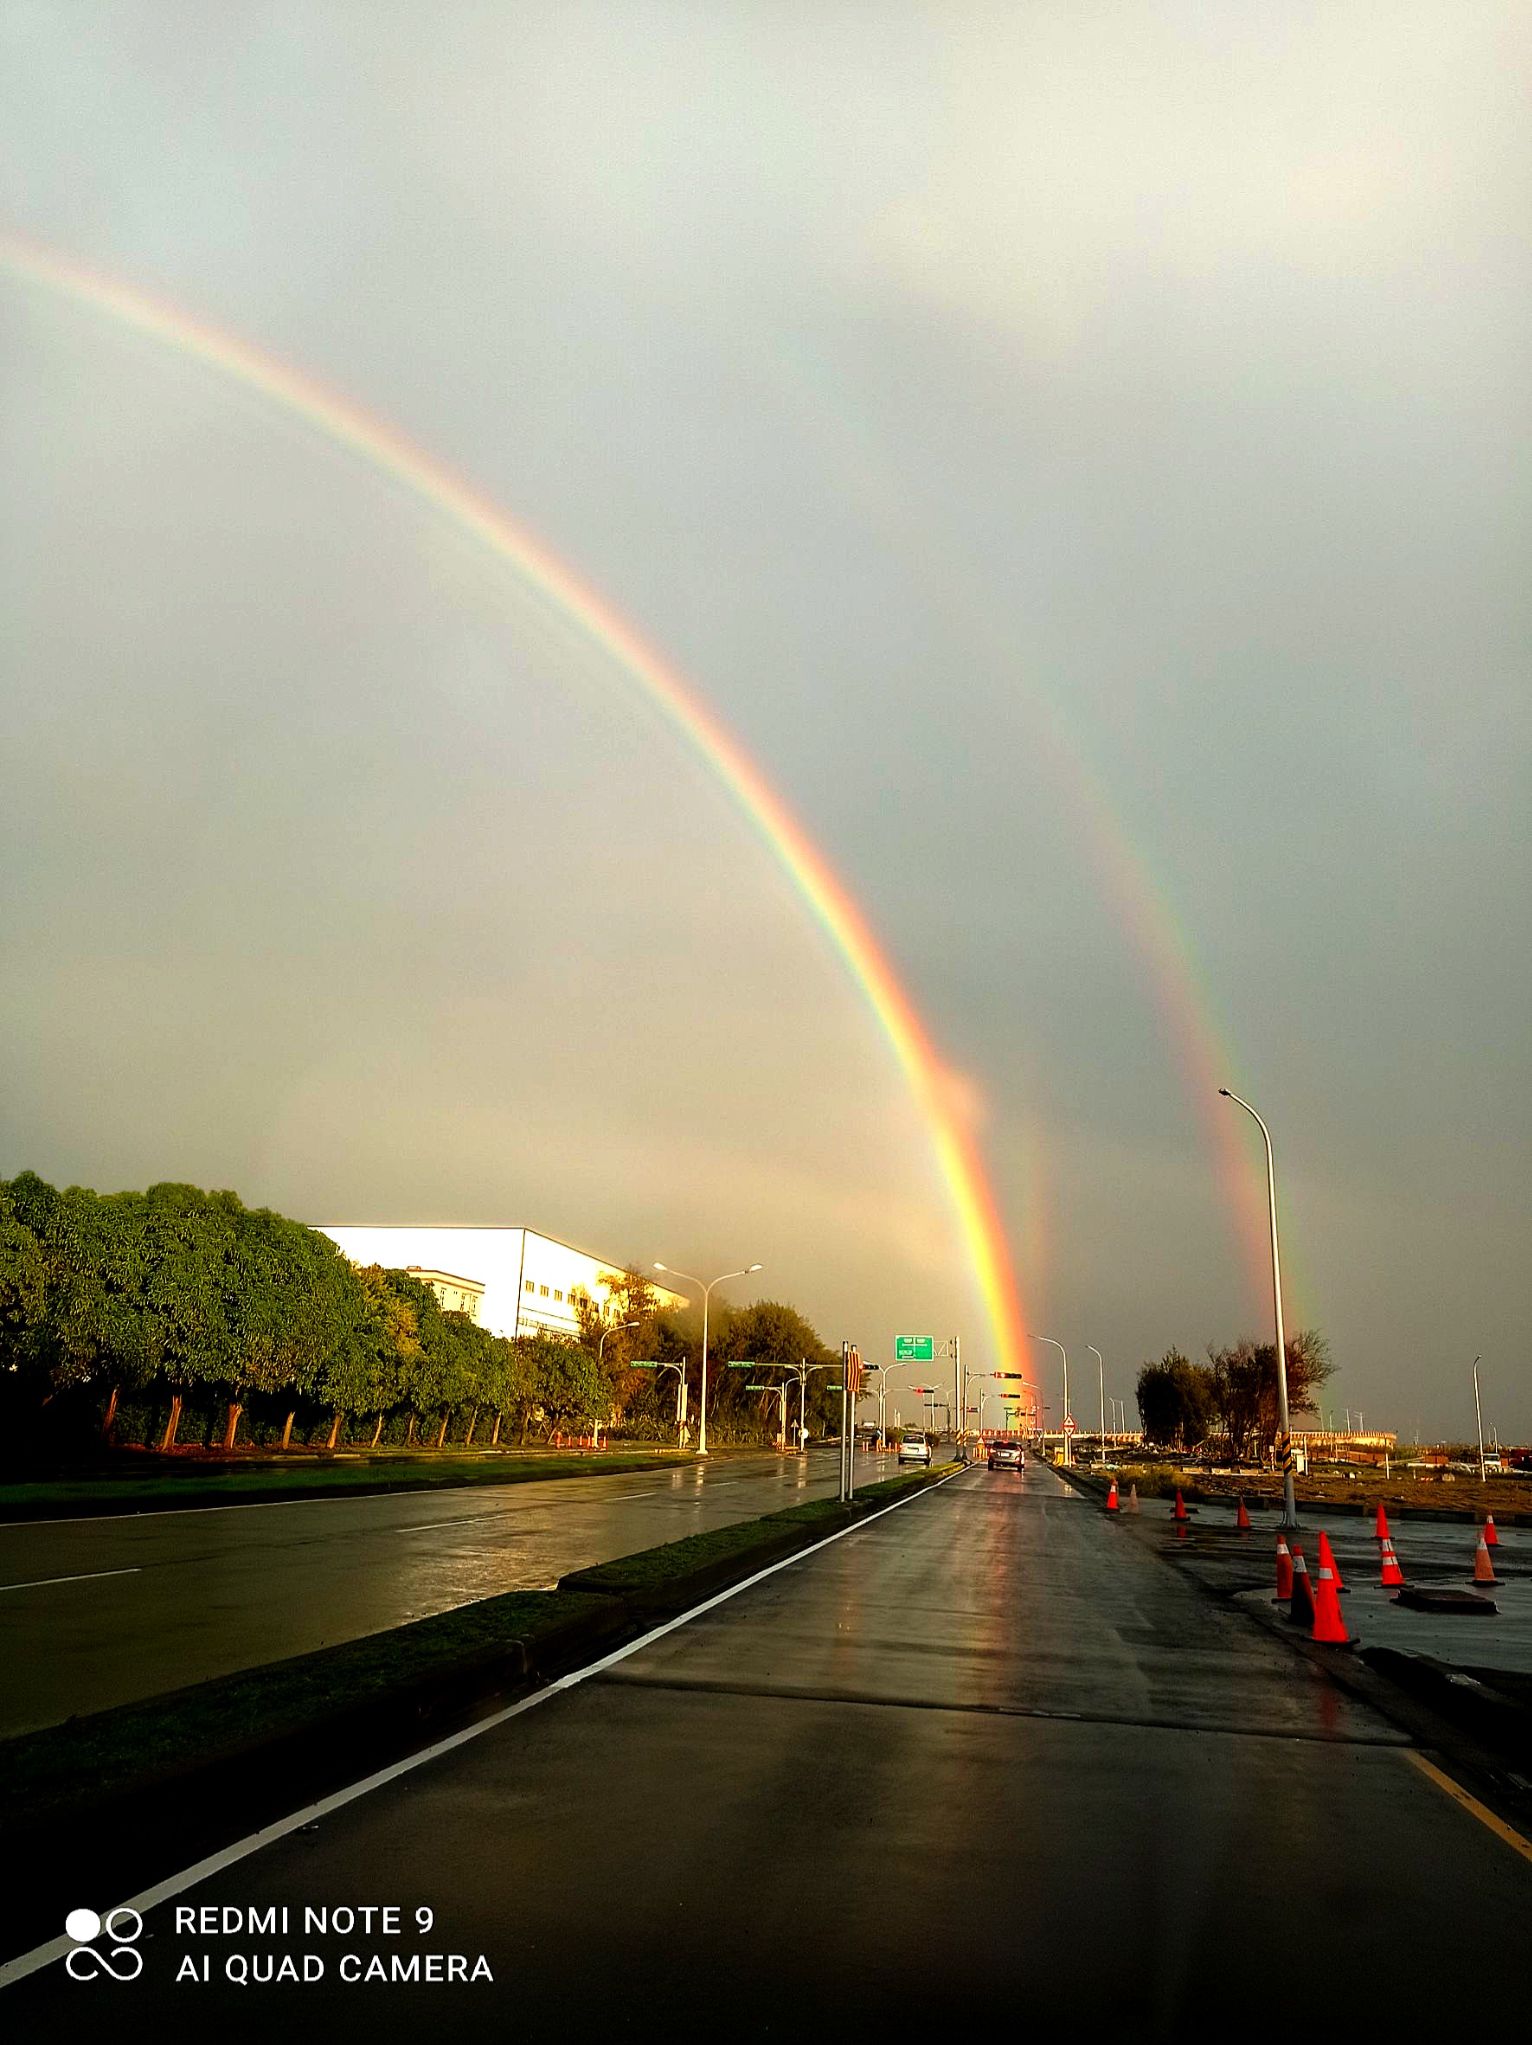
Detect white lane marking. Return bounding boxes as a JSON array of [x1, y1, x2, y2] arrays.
[[0, 1566, 142, 1593], [0, 1469, 961, 1990]]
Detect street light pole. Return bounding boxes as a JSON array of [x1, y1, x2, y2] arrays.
[[1219, 1088, 1297, 1528], [1088, 1345, 1104, 1452], [597, 1319, 639, 1367], [654, 1262, 762, 1459], [1472, 1357, 1485, 1483], [1034, 1338, 1069, 1465], [627, 1360, 688, 1444], [592, 1319, 640, 1446]]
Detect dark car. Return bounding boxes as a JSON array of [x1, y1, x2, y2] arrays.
[[987, 1440, 1024, 1472]]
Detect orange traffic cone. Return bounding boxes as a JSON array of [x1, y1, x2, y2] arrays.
[[1236, 1496, 1252, 1532], [1127, 1484, 1140, 1514], [1484, 1514, 1499, 1549], [1105, 1478, 1119, 1513], [1471, 1534, 1501, 1586], [1374, 1502, 1391, 1542], [1171, 1489, 1189, 1522], [1288, 1546, 1315, 1627], [1312, 1533, 1350, 1644], [1379, 1536, 1405, 1589], [1274, 1533, 1294, 1602]]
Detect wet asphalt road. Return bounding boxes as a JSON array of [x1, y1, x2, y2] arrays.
[[0, 1447, 898, 1734], [10, 1458, 1531, 2040]]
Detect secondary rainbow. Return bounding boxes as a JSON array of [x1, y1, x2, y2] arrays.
[[0, 233, 1036, 1398]]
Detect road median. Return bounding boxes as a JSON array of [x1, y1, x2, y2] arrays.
[[0, 1459, 956, 1965]]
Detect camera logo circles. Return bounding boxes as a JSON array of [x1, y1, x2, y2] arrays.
[[64, 1905, 144, 1983]]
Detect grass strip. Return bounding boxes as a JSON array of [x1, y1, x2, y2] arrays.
[[0, 1589, 620, 1830], [0, 1449, 692, 1519], [1, 1461, 955, 1841], [561, 1462, 957, 1597], [1057, 1460, 1532, 1524]]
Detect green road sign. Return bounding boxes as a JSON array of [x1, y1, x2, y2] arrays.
[[895, 1336, 934, 1362]]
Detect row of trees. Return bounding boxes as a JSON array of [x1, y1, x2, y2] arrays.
[[1134, 1332, 1333, 1453], [0, 1173, 843, 1459]]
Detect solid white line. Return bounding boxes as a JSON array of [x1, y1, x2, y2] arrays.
[[0, 1468, 960, 1992], [0, 1566, 142, 1593]]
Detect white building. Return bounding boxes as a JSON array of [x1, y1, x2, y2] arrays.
[[312, 1225, 686, 1342], [403, 1269, 485, 1322]]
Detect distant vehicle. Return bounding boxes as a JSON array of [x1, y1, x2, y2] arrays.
[[988, 1440, 1024, 1472], [898, 1429, 932, 1466]]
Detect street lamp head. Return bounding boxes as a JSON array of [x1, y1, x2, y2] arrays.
[[653, 1262, 667, 1272], [747, 1263, 763, 1274], [1218, 1087, 1230, 1097]]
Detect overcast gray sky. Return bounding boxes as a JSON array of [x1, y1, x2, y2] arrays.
[[2, 3, 1528, 1438]]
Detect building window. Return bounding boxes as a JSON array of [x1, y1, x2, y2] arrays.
[[524, 1280, 534, 1293], [540, 1285, 550, 1297], [554, 1290, 563, 1302]]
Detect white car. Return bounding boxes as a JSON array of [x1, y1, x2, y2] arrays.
[[898, 1429, 932, 1465]]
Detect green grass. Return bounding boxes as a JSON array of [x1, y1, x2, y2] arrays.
[[0, 1448, 692, 1518], [563, 1460, 956, 1596], [1, 1588, 621, 1827], [1, 1459, 958, 1834]]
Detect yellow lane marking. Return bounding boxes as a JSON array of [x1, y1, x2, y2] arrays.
[[1403, 1750, 1532, 1866]]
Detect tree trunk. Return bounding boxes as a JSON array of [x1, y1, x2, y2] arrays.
[[327, 1410, 342, 1450], [160, 1393, 183, 1451], [370, 1413, 384, 1448], [102, 1385, 120, 1440], [406, 1413, 418, 1448], [281, 1409, 295, 1451], [490, 1412, 502, 1447], [222, 1401, 242, 1452], [435, 1411, 450, 1449], [464, 1405, 478, 1447]]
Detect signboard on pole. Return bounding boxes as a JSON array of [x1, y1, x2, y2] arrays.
[[1063, 1416, 1077, 1435], [895, 1336, 934, 1362]]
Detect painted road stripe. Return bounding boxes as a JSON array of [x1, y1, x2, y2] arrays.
[[0, 1467, 959, 1991], [1403, 1750, 1532, 1867], [0, 1566, 142, 1593]]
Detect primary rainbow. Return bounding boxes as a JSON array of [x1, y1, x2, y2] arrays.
[[0, 233, 1037, 1400]]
